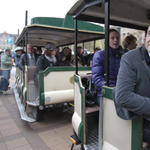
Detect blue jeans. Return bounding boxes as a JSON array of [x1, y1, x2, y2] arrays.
[[96, 96, 101, 106], [0, 70, 3, 76], [3, 70, 10, 81], [143, 119, 150, 143]]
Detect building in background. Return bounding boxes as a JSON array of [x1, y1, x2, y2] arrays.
[[0, 31, 17, 51]]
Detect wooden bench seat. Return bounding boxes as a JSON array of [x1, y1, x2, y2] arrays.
[[86, 105, 99, 114]]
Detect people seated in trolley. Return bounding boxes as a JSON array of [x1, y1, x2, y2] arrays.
[[55, 46, 60, 60], [34, 42, 57, 84], [35, 46, 42, 56], [70, 55, 83, 67], [13, 47, 24, 67], [121, 34, 137, 54], [85, 47, 101, 66], [55, 52, 70, 66], [17, 44, 39, 71], [77, 46, 87, 66], [92, 28, 123, 106], [62, 47, 72, 63]]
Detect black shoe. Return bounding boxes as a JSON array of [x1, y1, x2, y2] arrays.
[[142, 146, 150, 150]]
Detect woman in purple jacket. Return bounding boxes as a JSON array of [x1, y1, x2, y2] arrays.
[[92, 29, 123, 106]]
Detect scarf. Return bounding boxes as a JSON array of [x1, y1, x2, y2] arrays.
[[45, 55, 56, 63]]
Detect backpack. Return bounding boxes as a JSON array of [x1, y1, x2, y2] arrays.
[[0, 77, 9, 91], [82, 77, 97, 107]]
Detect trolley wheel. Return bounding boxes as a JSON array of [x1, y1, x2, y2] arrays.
[[81, 143, 84, 150], [32, 107, 44, 122]]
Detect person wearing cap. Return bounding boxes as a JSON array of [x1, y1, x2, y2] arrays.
[[34, 42, 57, 85], [13, 47, 24, 67], [0, 49, 13, 81], [17, 44, 39, 70]]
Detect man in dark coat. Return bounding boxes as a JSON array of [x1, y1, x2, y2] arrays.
[[114, 25, 150, 149], [17, 44, 39, 70], [34, 42, 57, 85]]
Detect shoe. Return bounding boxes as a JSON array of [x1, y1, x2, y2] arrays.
[[142, 146, 150, 150]]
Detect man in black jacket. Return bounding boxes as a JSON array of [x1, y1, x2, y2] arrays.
[[34, 42, 57, 85]]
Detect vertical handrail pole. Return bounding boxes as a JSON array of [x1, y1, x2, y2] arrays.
[[98, 91, 104, 150], [104, 0, 110, 86], [74, 19, 78, 75], [25, 34, 28, 65], [99, 1, 110, 150]]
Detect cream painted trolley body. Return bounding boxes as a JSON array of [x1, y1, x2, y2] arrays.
[[71, 74, 142, 150], [67, 0, 149, 149], [13, 15, 104, 122], [14, 66, 92, 122]]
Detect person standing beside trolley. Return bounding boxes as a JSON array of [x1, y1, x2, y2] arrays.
[[0, 51, 4, 76], [92, 28, 123, 106], [1, 49, 13, 81], [0, 49, 13, 93]]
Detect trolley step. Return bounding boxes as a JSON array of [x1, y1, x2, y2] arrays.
[[13, 83, 36, 122], [27, 100, 39, 107]]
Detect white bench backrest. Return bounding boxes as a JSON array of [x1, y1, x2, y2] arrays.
[[102, 97, 132, 150]]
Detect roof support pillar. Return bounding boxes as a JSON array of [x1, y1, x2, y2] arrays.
[[74, 19, 78, 75], [25, 11, 28, 26], [104, 0, 110, 86]]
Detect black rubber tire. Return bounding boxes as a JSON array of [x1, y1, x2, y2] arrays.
[[32, 107, 44, 122], [81, 143, 84, 150]]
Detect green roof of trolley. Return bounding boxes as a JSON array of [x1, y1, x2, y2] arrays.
[[31, 15, 104, 33], [15, 15, 104, 47]]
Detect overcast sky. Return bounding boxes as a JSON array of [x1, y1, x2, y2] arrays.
[[0, 0, 77, 34]]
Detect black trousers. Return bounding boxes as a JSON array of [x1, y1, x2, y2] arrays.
[[143, 119, 150, 143]]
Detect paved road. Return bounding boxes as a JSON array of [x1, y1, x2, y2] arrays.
[[0, 68, 80, 150]]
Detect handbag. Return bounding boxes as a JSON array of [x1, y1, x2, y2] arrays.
[[82, 77, 97, 107]]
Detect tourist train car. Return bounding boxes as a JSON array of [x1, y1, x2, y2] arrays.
[[67, 0, 150, 149], [14, 15, 104, 122]]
